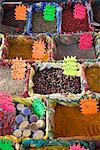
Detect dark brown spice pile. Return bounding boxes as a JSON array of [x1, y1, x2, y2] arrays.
[[92, 3, 100, 23], [32, 12, 57, 33], [62, 8, 90, 33], [3, 5, 25, 33], [33, 68, 81, 94]]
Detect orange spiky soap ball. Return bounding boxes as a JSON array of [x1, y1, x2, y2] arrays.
[[15, 4, 27, 20], [80, 97, 99, 115]]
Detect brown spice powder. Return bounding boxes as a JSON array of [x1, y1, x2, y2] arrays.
[[85, 66, 100, 93], [7, 37, 33, 60], [54, 104, 100, 138]]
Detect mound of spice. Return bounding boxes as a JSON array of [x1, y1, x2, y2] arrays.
[[2, 4, 25, 33], [0, 65, 25, 96], [32, 12, 57, 34], [6, 36, 33, 60], [33, 68, 81, 94], [62, 7, 90, 33], [85, 66, 100, 93], [54, 103, 100, 138], [92, 2, 100, 24]]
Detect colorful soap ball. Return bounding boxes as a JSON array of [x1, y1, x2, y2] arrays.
[[74, 3, 86, 19], [79, 33, 93, 50], [0, 93, 15, 136]]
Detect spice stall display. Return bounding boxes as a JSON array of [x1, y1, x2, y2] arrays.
[[0, 0, 100, 150], [25, 2, 62, 35], [0, 35, 55, 61]]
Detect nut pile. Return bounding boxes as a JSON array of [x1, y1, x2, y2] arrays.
[[33, 68, 81, 94], [3, 5, 25, 33]]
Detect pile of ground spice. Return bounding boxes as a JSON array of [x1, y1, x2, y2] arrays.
[[54, 104, 100, 138], [62, 8, 90, 33], [3, 5, 25, 33], [92, 2, 100, 24], [85, 66, 100, 93], [32, 12, 57, 34], [55, 37, 96, 60], [0, 65, 25, 96], [33, 68, 81, 94], [7, 36, 33, 60]]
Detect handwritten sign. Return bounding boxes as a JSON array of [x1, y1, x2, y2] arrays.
[[15, 4, 27, 20], [79, 33, 93, 49], [80, 97, 99, 115], [11, 57, 26, 80], [74, 3, 86, 20], [43, 5, 56, 21], [62, 56, 79, 76]]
